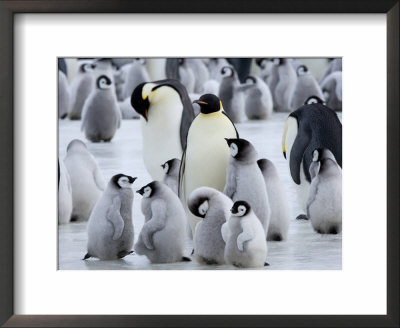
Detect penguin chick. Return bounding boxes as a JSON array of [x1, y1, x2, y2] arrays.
[[179, 93, 238, 236], [241, 75, 273, 120], [320, 71, 342, 111], [221, 201, 267, 268], [58, 159, 72, 224], [161, 158, 181, 195], [187, 59, 210, 94], [123, 58, 150, 100], [257, 159, 290, 241], [64, 139, 106, 221], [58, 70, 70, 119], [68, 61, 95, 120], [274, 58, 297, 112], [84, 174, 136, 260], [291, 65, 325, 110], [208, 58, 230, 82], [81, 75, 121, 142], [319, 58, 342, 85], [307, 148, 342, 234], [135, 181, 188, 263], [188, 187, 233, 265], [224, 138, 271, 237]]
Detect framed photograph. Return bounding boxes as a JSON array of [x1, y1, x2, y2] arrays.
[[1, 1, 398, 327]]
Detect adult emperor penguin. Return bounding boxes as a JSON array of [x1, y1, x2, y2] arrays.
[[68, 61, 95, 120], [81, 75, 121, 142], [221, 201, 268, 268], [257, 159, 290, 241], [123, 58, 150, 100], [274, 58, 297, 112], [218, 66, 246, 123], [224, 138, 271, 237], [58, 159, 72, 224], [161, 158, 181, 195], [130, 79, 195, 181], [320, 71, 342, 111], [84, 174, 136, 260], [307, 148, 342, 234], [58, 70, 70, 119], [64, 139, 106, 221], [242, 75, 273, 120], [179, 93, 238, 236], [188, 187, 233, 265], [291, 65, 324, 110], [134, 181, 189, 263], [282, 96, 342, 219]]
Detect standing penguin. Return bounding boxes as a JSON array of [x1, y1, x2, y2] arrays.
[[218, 66, 246, 123], [179, 93, 238, 236], [58, 70, 70, 119], [221, 201, 267, 268], [161, 158, 181, 195], [291, 65, 325, 110], [64, 139, 105, 221], [208, 58, 230, 82], [134, 181, 189, 263], [84, 174, 136, 260], [123, 58, 150, 100], [242, 75, 273, 120], [81, 75, 121, 142], [68, 61, 95, 120], [257, 159, 290, 241], [320, 71, 342, 111], [307, 148, 342, 234], [224, 138, 271, 237], [130, 79, 195, 181], [188, 187, 233, 265], [58, 159, 73, 224], [282, 96, 342, 219], [187, 59, 209, 93], [274, 58, 297, 112]]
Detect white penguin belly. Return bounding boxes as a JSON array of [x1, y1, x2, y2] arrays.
[[141, 103, 183, 181]]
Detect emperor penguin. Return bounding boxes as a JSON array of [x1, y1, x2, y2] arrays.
[[123, 58, 150, 100], [242, 75, 273, 120], [187, 59, 210, 93], [256, 58, 280, 103], [224, 138, 271, 237], [257, 159, 290, 241], [58, 159, 72, 224], [208, 58, 230, 82], [84, 174, 136, 260], [274, 58, 297, 112], [161, 158, 181, 195], [307, 148, 342, 234], [179, 93, 238, 236], [320, 71, 342, 111], [221, 201, 267, 268], [135, 181, 189, 263], [58, 70, 70, 119], [130, 79, 195, 181], [187, 187, 233, 265], [81, 75, 121, 142], [64, 139, 106, 221], [218, 66, 246, 123], [68, 61, 95, 120], [291, 65, 325, 110], [282, 96, 342, 219]]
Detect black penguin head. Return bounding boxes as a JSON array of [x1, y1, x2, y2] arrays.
[[231, 200, 251, 217], [221, 66, 235, 78], [112, 174, 136, 189], [225, 138, 258, 162], [80, 63, 95, 73], [304, 96, 325, 105], [255, 58, 267, 68], [96, 75, 112, 89], [66, 139, 87, 152], [136, 181, 160, 198], [131, 82, 150, 121], [297, 65, 308, 76], [188, 195, 209, 218], [161, 158, 180, 175], [193, 94, 221, 114], [134, 58, 146, 65]]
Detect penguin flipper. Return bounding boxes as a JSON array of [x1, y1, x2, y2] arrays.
[[107, 197, 125, 241], [179, 91, 195, 150], [142, 200, 167, 250], [178, 148, 186, 198], [237, 221, 254, 252], [289, 124, 311, 184]]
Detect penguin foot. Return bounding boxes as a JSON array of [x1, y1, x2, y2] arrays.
[[70, 215, 78, 222], [182, 257, 192, 262], [296, 214, 309, 220], [82, 253, 91, 260], [329, 226, 338, 234], [60, 113, 67, 119], [118, 250, 134, 258], [264, 262, 270, 267], [270, 233, 282, 241]]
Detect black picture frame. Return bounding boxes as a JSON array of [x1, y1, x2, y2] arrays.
[[0, 1, 398, 327]]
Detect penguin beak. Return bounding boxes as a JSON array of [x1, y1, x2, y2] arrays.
[[193, 100, 208, 105], [283, 151, 286, 159], [136, 188, 144, 195], [128, 177, 137, 184], [224, 138, 231, 145]]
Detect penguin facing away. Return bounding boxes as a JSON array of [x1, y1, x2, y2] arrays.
[[274, 58, 297, 112], [223, 138, 271, 237], [81, 75, 121, 142], [58, 159, 73, 224], [64, 139, 106, 221], [134, 181, 189, 264], [257, 159, 290, 241], [131, 79, 195, 181], [307, 148, 342, 234], [188, 187, 233, 265], [161, 158, 181, 195], [179, 93, 238, 236], [221, 201, 267, 268], [84, 174, 136, 260], [241, 75, 273, 120], [282, 96, 342, 217]]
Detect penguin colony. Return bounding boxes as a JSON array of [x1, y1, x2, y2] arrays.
[[59, 58, 342, 268]]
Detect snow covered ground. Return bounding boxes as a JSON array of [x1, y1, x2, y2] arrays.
[[58, 112, 342, 270]]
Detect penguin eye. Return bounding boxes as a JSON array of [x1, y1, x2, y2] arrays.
[[238, 205, 246, 214]]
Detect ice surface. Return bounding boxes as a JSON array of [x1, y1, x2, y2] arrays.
[[58, 112, 342, 270]]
